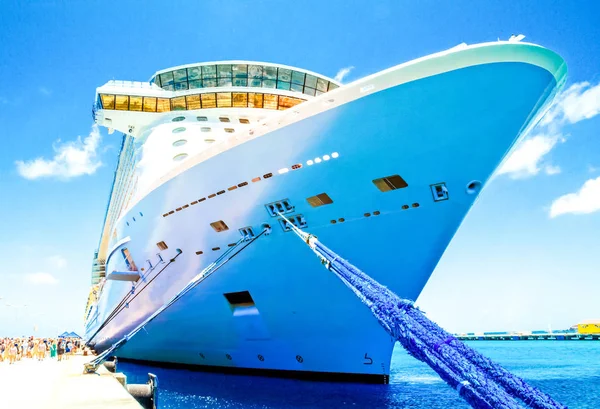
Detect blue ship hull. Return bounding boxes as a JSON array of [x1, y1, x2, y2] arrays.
[[85, 42, 565, 383]]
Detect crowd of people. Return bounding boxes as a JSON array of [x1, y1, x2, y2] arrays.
[[0, 337, 82, 365]]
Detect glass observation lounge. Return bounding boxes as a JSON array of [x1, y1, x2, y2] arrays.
[[151, 62, 339, 96]]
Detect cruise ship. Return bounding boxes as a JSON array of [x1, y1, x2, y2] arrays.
[[84, 39, 566, 383]]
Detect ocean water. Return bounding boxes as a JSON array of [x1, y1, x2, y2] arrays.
[[119, 341, 600, 408]]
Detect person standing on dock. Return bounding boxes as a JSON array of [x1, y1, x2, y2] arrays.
[[50, 340, 57, 359], [57, 339, 65, 362], [9, 343, 17, 364]]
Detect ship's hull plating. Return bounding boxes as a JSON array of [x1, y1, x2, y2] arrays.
[[86, 47, 563, 382]]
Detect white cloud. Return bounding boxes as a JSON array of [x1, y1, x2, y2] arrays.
[[550, 176, 600, 218], [541, 81, 600, 126], [500, 81, 600, 179], [47, 255, 67, 269], [544, 165, 561, 175], [334, 66, 354, 83], [497, 134, 564, 179], [15, 125, 102, 180], [39, 87, 52, 96], [25, 272, 58, 285]]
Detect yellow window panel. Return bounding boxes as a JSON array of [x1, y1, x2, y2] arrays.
[[278, 96, 303, 110], [186, 95, 201, 110], [143, 97, 157, 112], [171, 96, 186, 111], [100, 94, 115, 110], [248, 93, 263, 108], [217, 92, 232, 108], [157, 98, 171, 112], [129, 96, 142, 111], [232, 93, 247, 107], [115, 95, 129, 110], [201, 93, 216, 109], [263, 94, 278, 110]]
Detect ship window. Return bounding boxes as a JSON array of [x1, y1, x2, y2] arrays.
[[189, 79, 202, 89], [203, 78, 217, 88], [172, 139, 187, 147], [201, 127, 211, 132], [303, 87, 316, 96], [210, 220, 229, 232], [115, 95, 129, 110], [316, 78, 329, 92], [186, 95, 201, 110], [224, 290, 255, 307], [277, 68, 292, 82], [100, 94, 115, 110], [264, 66, 277, 80], [252, 177, 261, 182], [248, 65, 263, 79], [290, 83, 304, 93], [195, 250, 204, 255], [228, 185, 237, 191], [143, 97, 157, 112], [219, 117, 230, 123], [249, 78, 262, 87], [201, 93, 216, 108], [373, 175, 408, 192], [277, 81, 291, 91], [218, 77, 233, 87], [157, 98, 171, 112], [328, 83, 339, 91], [171, 96, 186, 111], [263, 79, 276, 89], [306, 193, 334, 207], [204, 138, 215, 143], [263, 94, 278, 110], [175, 82, 188, 91], [263, 172, 273, 179], [248, 93, 263, 108], [188, 66, 201, 81], [233, 93, 247, 107], [173, 153, 188, 161], [217, 93, 232, 108], [121, 248, 138, 271], [232, 64, 248, 78], [202, 65, 217, 79], [172, 116, 185, 122], [173, 68, 187, 83], [212, 247, 221, 251], [217, 64, 232, 78], [305, 74, 318, 88], [279, 96, 301, 110], [239, 118, 250, 124], [157, 241, 168, 251], [217, 190, 225, 195], [197, 116, 208, 121], [233, 78, 247, 86], [208, 193, 216, 198], [172, 127, 186, 133], [160, 72, 174, 87], [238, 181, 248, 187], [224, 128, 234, 133], [291, 71, 305, 85]]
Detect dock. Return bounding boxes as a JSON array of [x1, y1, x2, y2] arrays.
[[0, 354, 143, 409], [456, 333, 600, 341]]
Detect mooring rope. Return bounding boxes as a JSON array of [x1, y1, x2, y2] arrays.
[[86, 229, 268, 371], [279, 212, 566, 409]]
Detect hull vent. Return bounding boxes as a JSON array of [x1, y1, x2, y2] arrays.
[[265, 199, 294, 217], [279, 214, 307, 232]]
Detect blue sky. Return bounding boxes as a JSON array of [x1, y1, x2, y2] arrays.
[[0, 1, 599, 337]]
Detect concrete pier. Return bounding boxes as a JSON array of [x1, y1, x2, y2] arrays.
[[0, 354, 142, 409]]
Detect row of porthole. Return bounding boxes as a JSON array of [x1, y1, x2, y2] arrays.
[[162, 151, 338, 218], [198, 352, 303, 363], [328, 203, 419, 225], [172, 115, 250, 124], [173, 126, 235, 134], [125, 211, 144, 227]]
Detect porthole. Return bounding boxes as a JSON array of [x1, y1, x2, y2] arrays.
[[412, 203, 420, 208], [331, 152, 339, 158], [173, 153, 188, 162], [172, 139, 187, 147], [139, 212, 143, 217], [338, 218, 345, 223], [195, 251, 203, 255], [364, 212, 371, 217], [239, 118, 250, 124], [172, 127, 186, 134], [197, 116, 208, 121], [201, 127, 211, 132], [224, 128, 235, 133], [330, 220, 337, 224], [133, 217, 136, 222], [172, 116, 185, 122], [402, 205, 409, 210], [373, 210, 381, 215], [204, 138, 216, 143], [466, 180, 482, 195], [219, 117, 230, 123]]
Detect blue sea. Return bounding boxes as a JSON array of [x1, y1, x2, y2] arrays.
[[119, 341, 600, 408]]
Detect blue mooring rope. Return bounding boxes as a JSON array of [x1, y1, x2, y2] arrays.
[[279, 213, 566, 409]]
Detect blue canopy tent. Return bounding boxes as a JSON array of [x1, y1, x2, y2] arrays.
[[67, 332, 81, 339], [58, 331, 69, 338]]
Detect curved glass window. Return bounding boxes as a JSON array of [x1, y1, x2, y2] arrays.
[[173, 153, 188, 162], [172, 127, 186, 133], [173, 139, 187, 147], [100, 92, 304, 112], [152, 64, 338, 97]]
